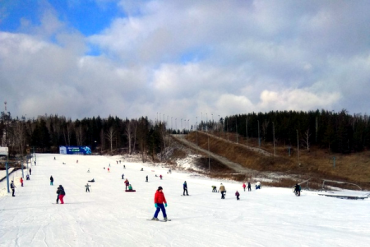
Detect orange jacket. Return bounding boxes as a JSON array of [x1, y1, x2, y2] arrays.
[[154, 191, 167, 204]]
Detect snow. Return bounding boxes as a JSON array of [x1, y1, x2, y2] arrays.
[[1, 154, 370, 247]]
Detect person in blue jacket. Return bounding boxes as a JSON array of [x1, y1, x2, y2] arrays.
[[183, 181, 189, 196]]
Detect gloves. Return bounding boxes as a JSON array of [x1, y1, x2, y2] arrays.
[[165, 203, 167, 207], [155, 203, 158, 208]]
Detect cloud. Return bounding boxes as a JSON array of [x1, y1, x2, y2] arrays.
[[1, 0, 370, 122]]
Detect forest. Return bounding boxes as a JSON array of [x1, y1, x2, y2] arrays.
[[1, 109, 369, 159]]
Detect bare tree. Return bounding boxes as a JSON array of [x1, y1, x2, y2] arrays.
[[261, 120, 270, 142], [125, 120, 132, 154], [63, 119, 73, 146], [105, 127, 116, 153], [302, 129, 311, 151], [75, 125, 84, 146]]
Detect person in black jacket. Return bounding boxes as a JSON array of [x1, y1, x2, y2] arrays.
[[10, 181, 16, 197], [50, 176, 54, 186], [56, 185, 66, 204]]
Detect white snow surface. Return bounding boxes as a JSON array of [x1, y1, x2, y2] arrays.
[[1, 154, 370, 247]]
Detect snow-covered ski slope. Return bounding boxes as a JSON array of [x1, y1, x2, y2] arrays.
[[1, 154, 369, 247]]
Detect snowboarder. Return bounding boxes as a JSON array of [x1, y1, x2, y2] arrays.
[[152, 186, 168, 221], [212, 185, 217, 192], [219, 183, 226, 199], [29, 168, 32, 175], [248, 182, 251, 191], [50, 176, 54, 186], [235, 191, 240, 200], [242, 183, 246, 192], [20, 177, 23, 187], [85, 183, 91, 192], [160, 175, 163, 180], [294, 183, 301, 196], [183, 181, 189, 196], [146, 175, 148, 182], [255, 182, 261, 190], [124, 179, 129, 190], [10, 180, 16, 197], [57, 185, 66, 204]]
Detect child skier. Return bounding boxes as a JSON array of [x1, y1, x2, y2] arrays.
[[85, 183, 91, 192], [242, 183, 246, 192], [152, 186, 168, 221], [20, 177, 23, 187], [57, 185, 66, 204], [235, 191, 240, 200]]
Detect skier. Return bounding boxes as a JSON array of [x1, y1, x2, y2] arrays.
[[123, 165, 126, 169], [56, 185, 61, 203], [183, 181, 189, 196], [219, 183, 226, 199], [87, 169, 90, 173], [255, 182, 261, 190], [26, 174, 30, 180], [248, 181, 251, 191], [212, 185, 217, 192], [152, 186, 168, 221], [122, 174, 125, 179], [10, 180, 16, 197], [235, 191, 240, 200], [160, 175, 163, 180], [29, 168, 32, 175], [50, 176, 54, 186], [242, 183, 246, 192], [57, 185, 66, 204], [294, 183, 301, 196], [108, 168, 110, 172], [85, 183, 91, 192], [20, 177, 23, 187], [119, 160, 121, 164], [124, 179, 129, 190], [54, 157, 56, 160], [146, 175, 148, 182]]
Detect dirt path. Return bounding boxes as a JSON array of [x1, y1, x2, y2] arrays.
[[172, 134, 258, 175]]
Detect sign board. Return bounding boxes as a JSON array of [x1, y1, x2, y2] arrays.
[[0, 147, 8, 156], [59, 146, 91, 155]]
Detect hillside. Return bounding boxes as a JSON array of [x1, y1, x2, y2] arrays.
[[172, 131, 370, 190]]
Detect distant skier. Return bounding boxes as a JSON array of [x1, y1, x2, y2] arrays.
[[219, 183, 226, 199], [10, 180, 16, 197], [29, 168, 32, 175], [152, 186, 168, 221], [212, 185, 217, 192], [248, 182, 251, 191], [123, 165, 126, 169], [20, 177, 23, 187], [119, 160, 121, 164], [294, 183, 301, 196], [26, 174, 30, 180], [57, 185, 66, 204], [116, 161, 118, 164], [85, 183, 91, 192], [242, 183, 246, 192], [235, 191, 240, 200], [183, 181, 189, 196], [54, 157, 56, 160], [87, 169, 90, 173], [108, 168, 110, 172], [76, 160, 78, 163], [109, 164, 110, 167], [146, 175, 148, 182], [160, 175, 163, 180], [122, 174, 125, 179], [140, 168, 144, 171], [50, 176, 54, 186]]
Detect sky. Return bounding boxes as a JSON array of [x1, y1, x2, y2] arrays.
[[1, 0, 370, 122]]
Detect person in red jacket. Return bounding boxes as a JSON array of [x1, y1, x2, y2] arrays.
[[242, 183, 246, 192], [152, 186, 168, 221], [20, 177, 24, 187]]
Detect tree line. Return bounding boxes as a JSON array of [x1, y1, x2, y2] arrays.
[[0, 113, 168, 162], [218, 110, 369, 153]]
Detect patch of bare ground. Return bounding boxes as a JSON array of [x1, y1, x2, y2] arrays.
[[184, 131, 370, 190]]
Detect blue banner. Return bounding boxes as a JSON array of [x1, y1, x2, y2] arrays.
[[59, 146, 91, 155]]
